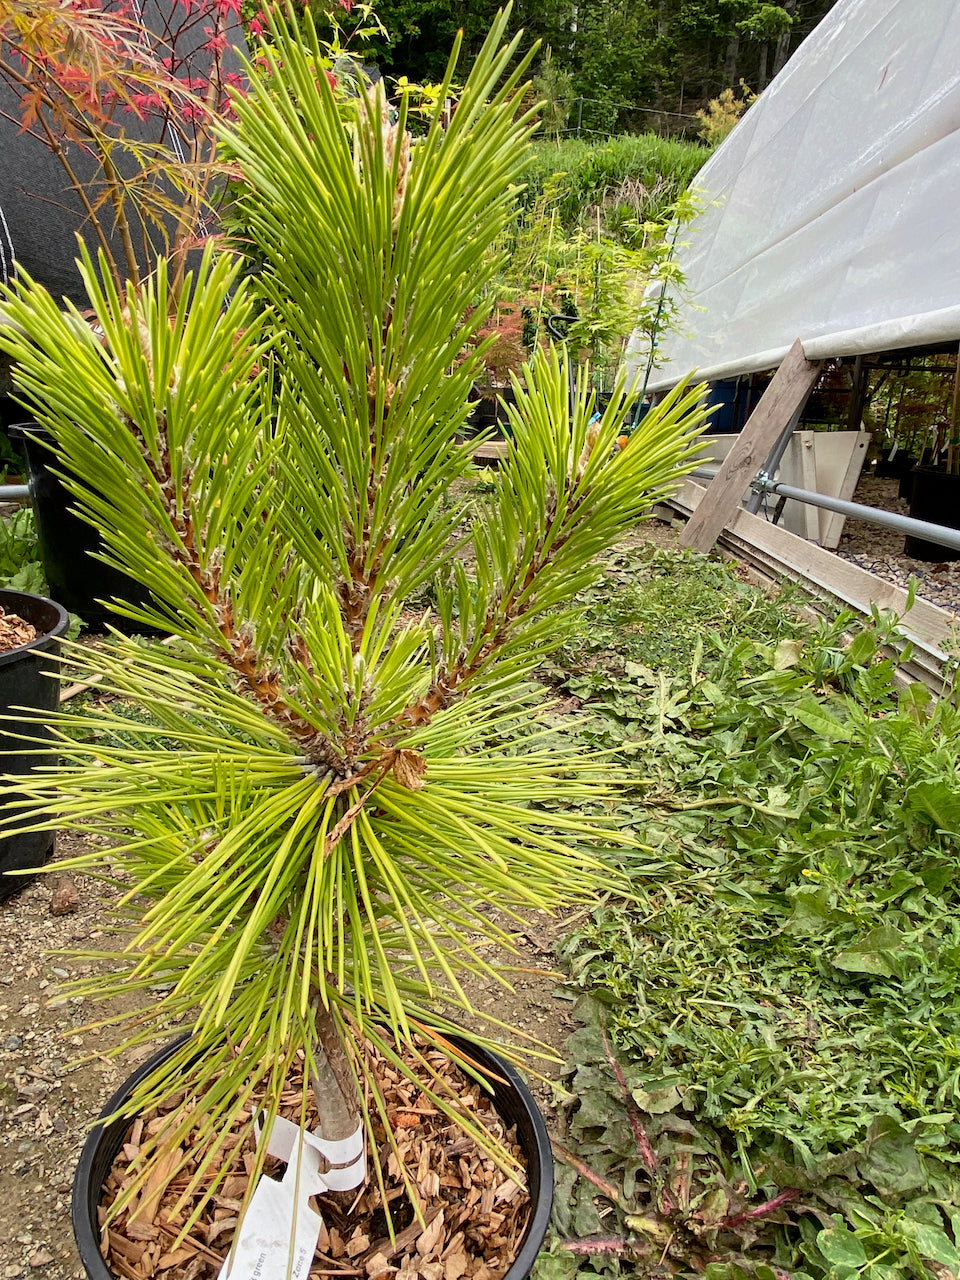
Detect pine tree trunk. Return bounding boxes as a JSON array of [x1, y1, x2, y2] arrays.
[[655, 0, 669, 109], [310, 999, 362, 1142]]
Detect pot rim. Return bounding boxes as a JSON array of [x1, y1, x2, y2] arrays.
[[0, 587, 69, 666], [73, 1030, 553, 1280]]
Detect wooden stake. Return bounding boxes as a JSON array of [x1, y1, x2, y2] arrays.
[[680, 339, 822, 552]]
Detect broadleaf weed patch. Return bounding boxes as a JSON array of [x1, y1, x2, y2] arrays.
[[538, 546, 960, 1280], [0, 506, 44, 594]]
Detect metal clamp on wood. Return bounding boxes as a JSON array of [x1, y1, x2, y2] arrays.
[[750, 471, 775, 497]]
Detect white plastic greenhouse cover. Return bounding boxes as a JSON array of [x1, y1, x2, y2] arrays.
[[632, 0, 960, 394]]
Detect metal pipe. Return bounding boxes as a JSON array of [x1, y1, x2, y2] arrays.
[[0, 485, 30, 500], [754, 476, 960, 553], [746, 420, 792, 515]]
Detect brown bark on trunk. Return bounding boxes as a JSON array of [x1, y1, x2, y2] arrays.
[[757, 41, 769, 88], [310, 998, 362, 1143], [723, 33, 740, 85]]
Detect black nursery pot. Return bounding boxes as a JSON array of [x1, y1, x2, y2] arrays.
[[0, 587, 69, 898], [875, 449, 917, 482], [904, 466, 960, 562], [73, 1032, 554, 1280], [469, 388, 518, 437], [897, 459, 919, 501], [11, 422, 159, 632]]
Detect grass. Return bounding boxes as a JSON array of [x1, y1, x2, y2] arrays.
[[535, 544, 960, 1280], [516, 135, 711, 227]]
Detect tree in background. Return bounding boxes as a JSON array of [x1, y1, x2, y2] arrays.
[[695, 79, 756, 144], [735, 0, 799, 87], [0, 0, 245, 304], [531, 44, 573, 136], [359, 0, 838, 136]]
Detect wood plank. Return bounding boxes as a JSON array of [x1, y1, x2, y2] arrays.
[[680, 340, 822, 553], [817, 431, 871, 549], [797, 430, 821, 541], [670, 478, 959, 688], [471, 439, 509, 466], [716, 527, 946, 688], [675, 478, 957, 647]]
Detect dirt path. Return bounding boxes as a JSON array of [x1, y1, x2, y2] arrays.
[[0, 840, 136, 1278]]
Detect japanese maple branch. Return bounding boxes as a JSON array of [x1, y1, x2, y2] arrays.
[[31, 105, 124, 290], [99, 148, 142, 290], [167, 9, 227, 300]]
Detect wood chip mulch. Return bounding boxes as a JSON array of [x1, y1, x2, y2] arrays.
[[99, 1038, 531, 1280], [0, 606, 37, 652]]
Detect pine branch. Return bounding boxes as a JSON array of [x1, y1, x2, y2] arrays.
[[130, 409, 349, 772]]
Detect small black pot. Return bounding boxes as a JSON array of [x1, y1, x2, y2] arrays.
[[11, 422, 158, 632], [897, 459, 920, 501], [905, 466, 960, 561], [470, 388, 517, 437], [0, 587, 69, 898], [875, 449, 917, 481], [73, 1032, 554, 1280]]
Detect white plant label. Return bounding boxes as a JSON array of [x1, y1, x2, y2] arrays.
[[218, 1116, 365, 1280]]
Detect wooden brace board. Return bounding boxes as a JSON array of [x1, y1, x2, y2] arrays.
[[681, 339, 823, 553]]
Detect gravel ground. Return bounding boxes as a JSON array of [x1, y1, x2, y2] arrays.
[[836, 472, 960, 616], [0, 843, 135, 1279]]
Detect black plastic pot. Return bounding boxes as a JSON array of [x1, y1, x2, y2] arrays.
[[73, 1032, 554, 1280], [469, 388, 517, 437], [10, 422, 157, 631], [0, 587, 69, 898], [874, 449, 916, 481], [904, 466, 960, 561], [898, 462, 919, 501]]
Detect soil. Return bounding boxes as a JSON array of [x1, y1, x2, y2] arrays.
[[0, 608, 37, 653]]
